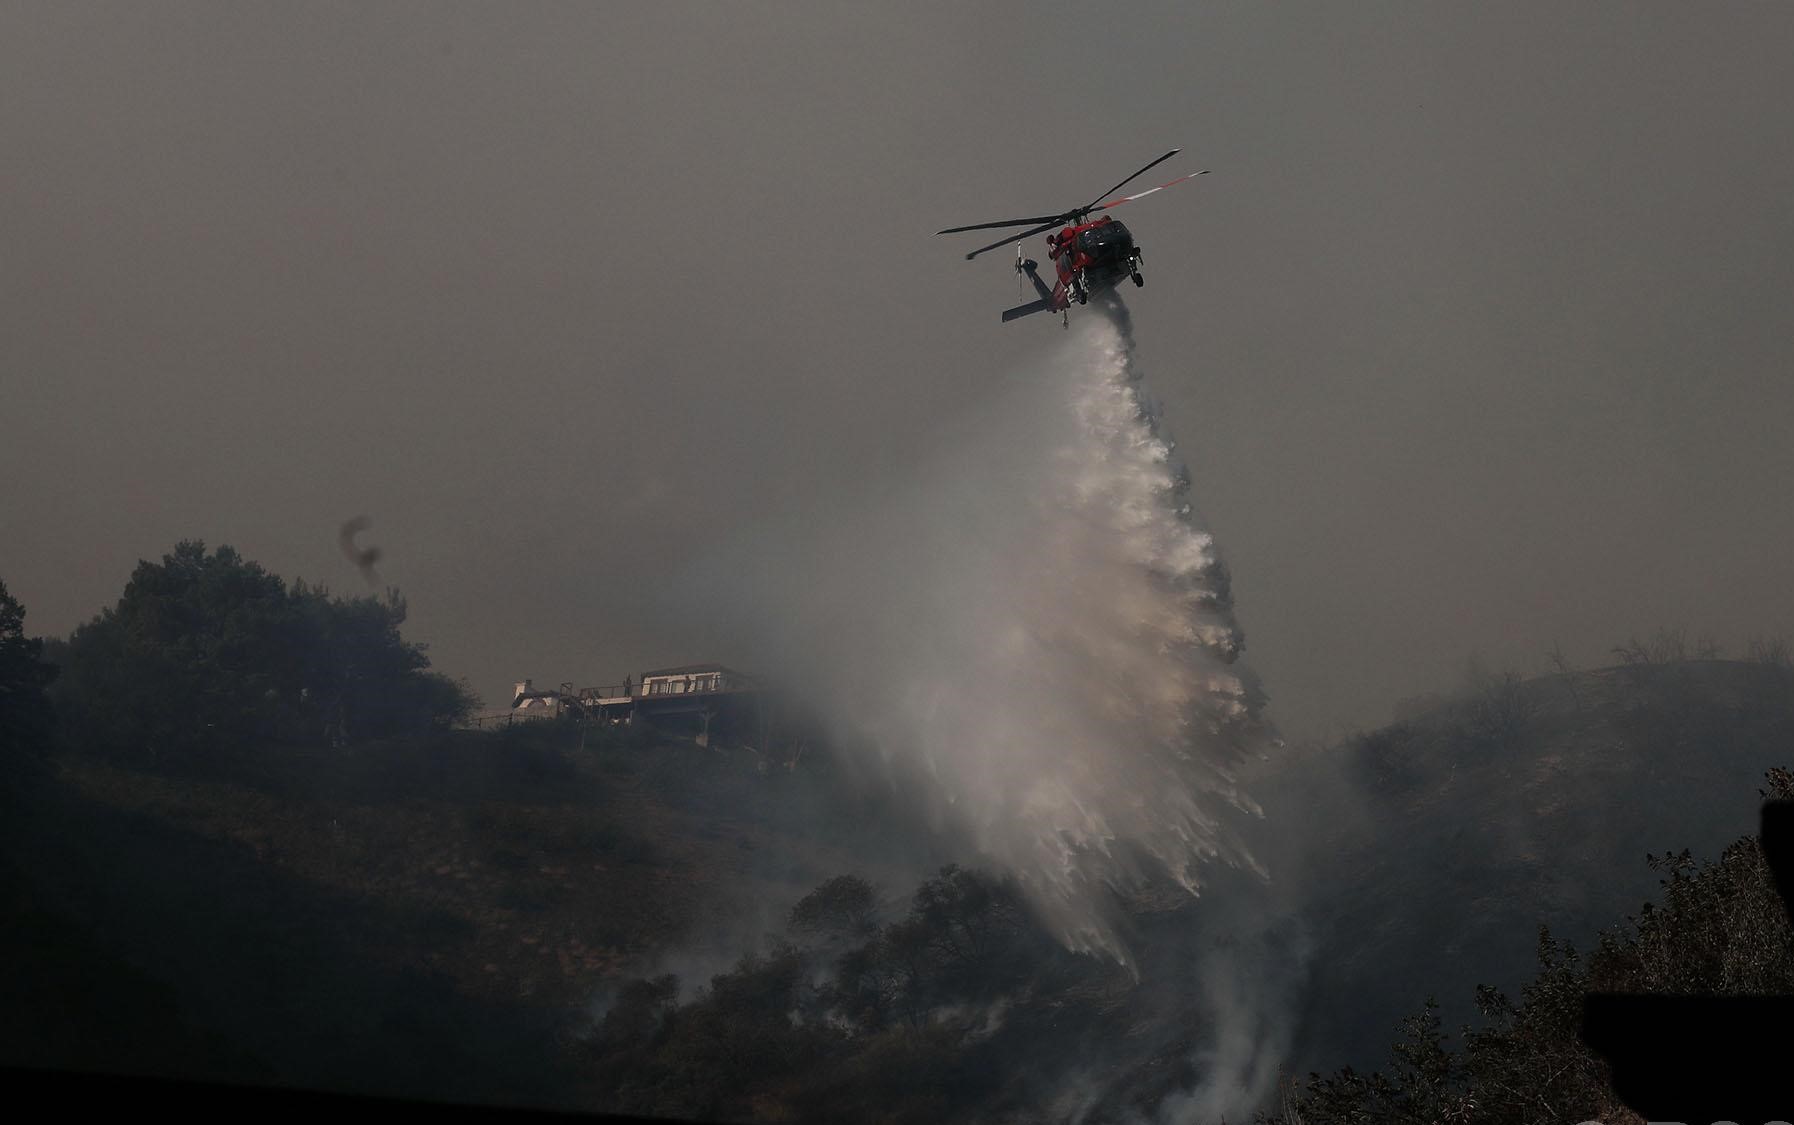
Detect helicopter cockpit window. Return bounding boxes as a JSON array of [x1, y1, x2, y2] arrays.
[[1079, 224, 1126, 254]]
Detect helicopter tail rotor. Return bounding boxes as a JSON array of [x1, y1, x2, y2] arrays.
[[1002, 250, 1055, 321]]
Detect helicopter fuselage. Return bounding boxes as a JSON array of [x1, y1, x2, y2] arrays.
[[1046, 216, 1143, 306]]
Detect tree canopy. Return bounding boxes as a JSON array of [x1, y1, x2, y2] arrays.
[[53, 541, 473, 760], [0, 578, 60, 799]]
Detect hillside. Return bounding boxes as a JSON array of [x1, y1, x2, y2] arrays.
[[2, 720, 939, 1106], [1258, 655, 1794, 1074], [5, 654, 1790, 1119], [560, 654, 1794, 1122]]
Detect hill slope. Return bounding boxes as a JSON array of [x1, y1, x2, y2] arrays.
[[1257, 657, 1794, 1074], [7, 657, 1789, 1118], [3, 722, 938, 1105]]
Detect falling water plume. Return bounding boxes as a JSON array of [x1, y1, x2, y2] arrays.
[[701, 294, 1278, 961]]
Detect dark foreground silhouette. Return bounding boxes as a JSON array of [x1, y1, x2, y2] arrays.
[[1581, 799, 1794, 1122], [0, 1066, 669, 1124]]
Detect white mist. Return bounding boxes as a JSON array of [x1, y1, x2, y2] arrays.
[[690, 301, 1276, 961]]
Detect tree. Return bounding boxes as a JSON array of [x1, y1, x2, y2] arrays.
[[290, 581, 474, 744], [789, 874, 880, 945], [0, 579, 59, 800], [54, 541, 473, 761]]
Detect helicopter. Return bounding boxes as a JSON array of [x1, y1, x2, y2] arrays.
[[936, 149, 1206, 324]]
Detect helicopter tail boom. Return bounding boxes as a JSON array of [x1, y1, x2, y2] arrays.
[[1000, 254, 1059, 322]]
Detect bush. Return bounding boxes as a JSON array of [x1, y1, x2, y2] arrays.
[[1461, 671, 1540, 754], [1352, 720, 1427, 793], [583, 864, 1075, 1121], [790, 874, 880, 945]]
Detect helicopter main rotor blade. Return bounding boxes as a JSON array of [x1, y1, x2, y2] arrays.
[[965, 219, 1062, 261], [937, 213, 1071, 236], [939, 148, 1193, 260], [1093, 169, 1209, 212], [1083, 149, 1181, 213]]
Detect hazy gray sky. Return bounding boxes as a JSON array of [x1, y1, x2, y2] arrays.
[[5, 2, 1792, 739]]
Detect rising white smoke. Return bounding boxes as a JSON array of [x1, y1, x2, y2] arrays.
[[691, 297, 1277, 962]]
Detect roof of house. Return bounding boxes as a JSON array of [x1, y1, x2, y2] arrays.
[[640, 663, 746, 679]]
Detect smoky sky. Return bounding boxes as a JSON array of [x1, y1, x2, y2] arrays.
[[4, 2, 1793, 740]]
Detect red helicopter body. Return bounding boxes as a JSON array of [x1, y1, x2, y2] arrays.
[[936, 150, 1206, 324]]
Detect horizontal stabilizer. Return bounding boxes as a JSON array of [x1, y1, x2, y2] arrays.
[[1001, 298, 1054, 323]]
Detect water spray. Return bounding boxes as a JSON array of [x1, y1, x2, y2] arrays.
[[710, 295, 1278, 963]]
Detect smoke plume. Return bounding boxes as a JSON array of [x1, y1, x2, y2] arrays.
[[690, 297, 1278, 962]]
